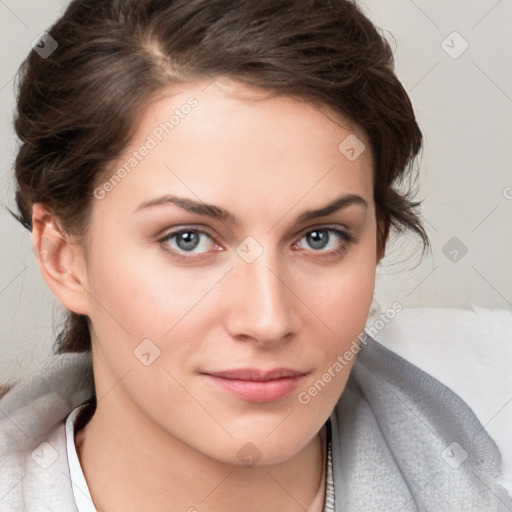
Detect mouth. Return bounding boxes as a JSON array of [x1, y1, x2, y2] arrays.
[[201, 368, 308, 403]]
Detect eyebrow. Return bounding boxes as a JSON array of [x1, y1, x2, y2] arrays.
[[134, 193, 367, 225], [296, 194, 367, 223], [135, 195, 236, 223]]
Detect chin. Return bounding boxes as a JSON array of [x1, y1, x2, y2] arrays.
[[206, 430, 315, 468]]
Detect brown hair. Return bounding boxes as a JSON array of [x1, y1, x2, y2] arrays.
[[12, 0, 428, 355]]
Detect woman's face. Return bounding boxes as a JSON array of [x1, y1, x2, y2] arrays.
[[80, 79, 377, 465]]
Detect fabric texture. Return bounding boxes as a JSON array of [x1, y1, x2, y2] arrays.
[[0, 336, 510, 511], [66, 403, 96, 512], [373, 305, 512, 495]]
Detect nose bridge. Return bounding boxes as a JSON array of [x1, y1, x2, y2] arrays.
[[226, 247, 298, 344]]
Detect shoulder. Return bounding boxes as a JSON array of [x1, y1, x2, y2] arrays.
[[0, 420, 78, 511], [0, 352, 94, 511], [329, 336, 512, 511]]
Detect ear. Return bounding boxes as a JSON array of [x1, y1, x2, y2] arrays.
[[31, 203, 90, 315]]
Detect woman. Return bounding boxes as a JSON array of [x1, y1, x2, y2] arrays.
[[0, 0, 510, 510]]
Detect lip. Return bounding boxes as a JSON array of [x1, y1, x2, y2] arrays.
[[202, 368, 307, 403]]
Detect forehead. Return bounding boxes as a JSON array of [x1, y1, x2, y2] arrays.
[[94, 78, 374, 219]]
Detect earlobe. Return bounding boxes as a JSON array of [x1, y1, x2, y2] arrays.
[[31, 203, 90, 315]]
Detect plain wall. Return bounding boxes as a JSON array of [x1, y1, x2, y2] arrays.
[[1, 0, 511, 380]]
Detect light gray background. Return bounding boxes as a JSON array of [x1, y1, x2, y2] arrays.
[[0, 2, 511, 375]]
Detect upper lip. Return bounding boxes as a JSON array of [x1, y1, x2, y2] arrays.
[[203, 368, 307, 381]]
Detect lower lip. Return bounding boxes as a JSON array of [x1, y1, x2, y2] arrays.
[[203, 375, 305, 403]]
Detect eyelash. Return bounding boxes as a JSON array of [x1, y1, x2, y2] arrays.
[[157, 226, 220, 262], [292, 226, 355, 260], [157, 225, 355, 262]]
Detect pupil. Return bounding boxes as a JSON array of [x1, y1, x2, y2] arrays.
[[177, 231, 199, 251], [308, 230, 328, 250]]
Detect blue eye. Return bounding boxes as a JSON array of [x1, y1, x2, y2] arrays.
[[174, 231, 200, 251], [304, 229, 330, 250], [160, 229, 216, 254], [157, 225, 354, 262], [296, 228, 353, 254]]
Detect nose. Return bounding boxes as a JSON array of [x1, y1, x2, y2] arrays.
[[224, 253, 300, 347]]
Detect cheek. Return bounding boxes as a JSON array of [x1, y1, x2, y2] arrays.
[[85, 237, 202, 332], [293, 263, 376, 420], [308, 270, 374, 376], [83, 238, 231, 380], [296, 237, 377, 379], [300, 249, 376, 334]]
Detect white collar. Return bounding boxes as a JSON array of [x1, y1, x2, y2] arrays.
[[65, 403, 97, 512]]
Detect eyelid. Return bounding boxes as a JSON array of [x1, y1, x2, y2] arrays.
[[156, 224, 218, 242], [295, 224, 355, 243], [156, 226, 223, 263], [157, 224, 353, 243], [291, 225, 356, 256]]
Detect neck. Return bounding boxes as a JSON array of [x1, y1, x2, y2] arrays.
[[74, 391, 326, 512]]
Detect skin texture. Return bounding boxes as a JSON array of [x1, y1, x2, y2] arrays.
[[32, 79, 379, 512]]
